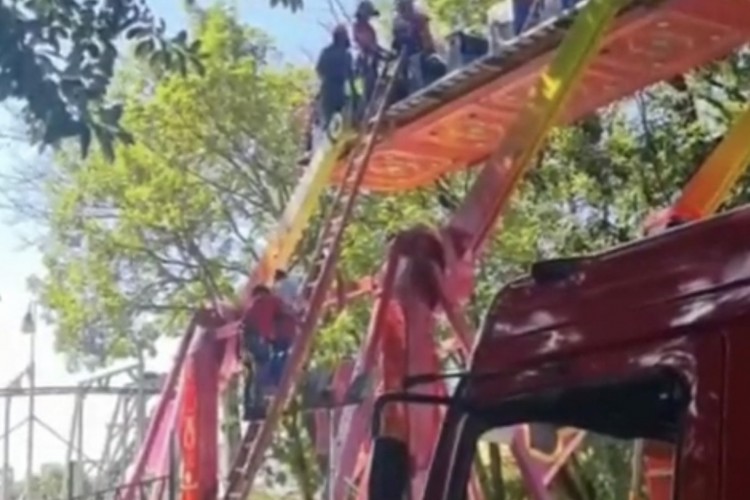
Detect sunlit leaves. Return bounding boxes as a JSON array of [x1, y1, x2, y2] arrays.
[[0, 0, 297, 157], [34, 7, 308, 369]]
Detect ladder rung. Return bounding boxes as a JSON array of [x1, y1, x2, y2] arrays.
[[325, 223, 340, 237], [341, 172, 359, 184], [305, 278, 320, 291], [330, 213, 344, 223], [314, 250, 328, 265]]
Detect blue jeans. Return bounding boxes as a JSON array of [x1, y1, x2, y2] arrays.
[[268, 338, 292, 386], [243, 331, 273, 410]]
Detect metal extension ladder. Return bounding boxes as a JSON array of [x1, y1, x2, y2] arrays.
[[222, 52, 406, 500]]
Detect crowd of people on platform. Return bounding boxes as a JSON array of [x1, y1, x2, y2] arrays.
[[314, 0, 448, 131], [309, 0, 582, 146]]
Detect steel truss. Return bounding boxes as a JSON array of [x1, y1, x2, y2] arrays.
[[1, 362, 164, 500]]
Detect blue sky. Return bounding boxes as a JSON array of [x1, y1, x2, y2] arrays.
[[0, 0, 355, 482]]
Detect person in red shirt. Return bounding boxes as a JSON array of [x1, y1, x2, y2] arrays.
[[353, 1, 379, 55], [353, 1, 390, 107], [241, 285, 296, 419]]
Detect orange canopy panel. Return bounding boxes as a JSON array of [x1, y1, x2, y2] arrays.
[[333, 0, 750, 193]]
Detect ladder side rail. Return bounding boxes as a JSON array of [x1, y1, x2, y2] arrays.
[[299, 57, 400, 297], [223, 54, 403, 498]]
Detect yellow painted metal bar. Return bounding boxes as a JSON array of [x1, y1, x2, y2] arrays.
[[504, 0, 628, 167], [636, 100, 750, 500], [251, 126, 357, 285], [458, 0, 628, 492], [454, 0, 628, 248], [673, 103, 750, 220]]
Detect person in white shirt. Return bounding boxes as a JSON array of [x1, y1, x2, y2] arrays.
[[273, 269, 302, 315], [270, 269, 302, 389]]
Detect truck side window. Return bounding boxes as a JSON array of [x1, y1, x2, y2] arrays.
[[447, 370, 688, 498]]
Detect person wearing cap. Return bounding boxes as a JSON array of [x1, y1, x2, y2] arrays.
[[316, 24, 358, 128], [353, 1, 390, 107], [354, 1, 380, 56]]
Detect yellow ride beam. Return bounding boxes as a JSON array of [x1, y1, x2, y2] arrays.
[[453, 0, 629, 250], [673, 103, 750, 220], [250, 125, 356, 286]]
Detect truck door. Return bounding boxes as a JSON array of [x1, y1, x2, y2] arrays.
[[422, 334, 726, 500], [721, 327, 750, 499]]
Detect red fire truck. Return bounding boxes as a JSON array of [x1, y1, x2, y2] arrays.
[[369, 206, 750, 499]]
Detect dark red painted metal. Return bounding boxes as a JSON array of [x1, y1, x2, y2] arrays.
[[721, 326, 750, 500], [181, 328, 220, 500], [422, 206, 750, 498], [121, 314, 198, 500], [330, 244, 402, 499]]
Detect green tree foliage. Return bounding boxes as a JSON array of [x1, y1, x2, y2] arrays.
[[424, 0, 498, 31], [21, 4, 323, 493], [0, 0, 302, 155], [33, 5, 309, 368], [8, 462, 95, 499]]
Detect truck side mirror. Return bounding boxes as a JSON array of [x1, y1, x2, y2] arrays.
[[368, 436, 409, 500]]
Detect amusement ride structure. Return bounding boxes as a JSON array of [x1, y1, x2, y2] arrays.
[[112, 0, 750, 498], [0, 361, 164, 500]]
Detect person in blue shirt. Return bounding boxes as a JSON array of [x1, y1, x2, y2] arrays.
[[316, 25, 358, 128]]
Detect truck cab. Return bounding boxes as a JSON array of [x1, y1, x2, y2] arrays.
[[369, 205, 750, 499]]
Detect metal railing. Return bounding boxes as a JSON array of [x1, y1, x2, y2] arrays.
[[69, 475, 175, 500]]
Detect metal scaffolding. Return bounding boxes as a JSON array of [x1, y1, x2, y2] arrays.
[[0, 361, 164, 500]]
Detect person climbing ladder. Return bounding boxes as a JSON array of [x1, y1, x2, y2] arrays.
[[240, 285, 297, 420]]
